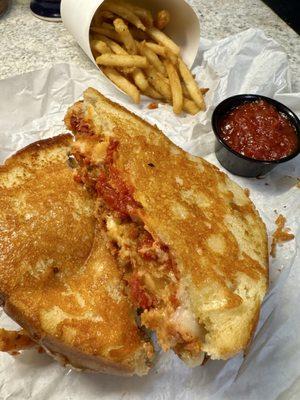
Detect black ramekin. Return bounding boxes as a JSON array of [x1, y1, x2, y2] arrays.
[[30, 1, 61, 20], [211, 94, 300, 178]]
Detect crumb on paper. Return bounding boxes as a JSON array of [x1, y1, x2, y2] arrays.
[[202, 354, 210, 365], [10, 350, 21, 356], [270, 214, 295, 257], [147, 102, 158, 110], [0, 328, 34, 353], [38, 346, 45, 353]]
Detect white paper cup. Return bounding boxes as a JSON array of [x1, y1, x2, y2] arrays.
[[61, 0, 200, 89]]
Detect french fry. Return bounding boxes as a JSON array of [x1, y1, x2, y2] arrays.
[[109, 0, 153, 27], [178, 58, 206, 110], [137, 42, 166, 75], [113, 18, 137, 54], [164, 60, 183, 114], [92, 11, 103, 27], [90, 1, 208, 114], [91, 26, 121, 42], [183, 98, 200, 115], [93, 37, 131, 77], [132, 69, 149, 91], [128, 5, 153, 27], [128, 26, 148, 41], [143, 85, 163, 100], [160, 73, 172, 86], [96, 35, 148, 87], [182, 83, 209, 98], [144, 67, 171, 100], [154, 10, 170, 30], [181, 82, 191, 99], [95, 35, 128, 55], [102, 67, 140, 104], [119, 67, 136, 74], [98, 10, 115, 21], [96, 54, 148, 68], [101, 21, 118, 31], [101, 1, 146, 31], [92, 40, 112, 55], [147, 27, 180, 55], [164, 49, 177, 65], [145, 42, 166, 56]]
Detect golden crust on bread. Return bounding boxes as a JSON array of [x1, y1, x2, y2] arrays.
[[0, 134, 153, 375], [65, 88, 269, 362], [0, 135, 93, 297]]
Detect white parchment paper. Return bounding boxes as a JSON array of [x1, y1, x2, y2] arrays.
[[0, 28, 299, 400]]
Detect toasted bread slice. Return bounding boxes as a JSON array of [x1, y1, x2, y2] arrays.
[[0, 134, 153, 375], [65, 88, 269, 364]]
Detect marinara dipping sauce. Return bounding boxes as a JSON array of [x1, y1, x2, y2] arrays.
[[219, 100, 298, 161]]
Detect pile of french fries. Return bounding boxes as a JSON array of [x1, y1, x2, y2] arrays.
[[90, 0, 207, 115]]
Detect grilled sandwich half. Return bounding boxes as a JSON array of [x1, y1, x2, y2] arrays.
[[65, 88, 269, 366], [0, 134, 153, 375]]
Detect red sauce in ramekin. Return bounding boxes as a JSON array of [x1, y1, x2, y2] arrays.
[[219, 100, 298, 161]]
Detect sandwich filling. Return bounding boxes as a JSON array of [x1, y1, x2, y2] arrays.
[[70, 128, 205, 365]]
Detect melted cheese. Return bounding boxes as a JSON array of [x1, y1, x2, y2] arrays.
[[170, 306, 202, 339]]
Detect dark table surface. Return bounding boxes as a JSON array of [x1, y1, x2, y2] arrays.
[[262, 0, 300, 35]]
